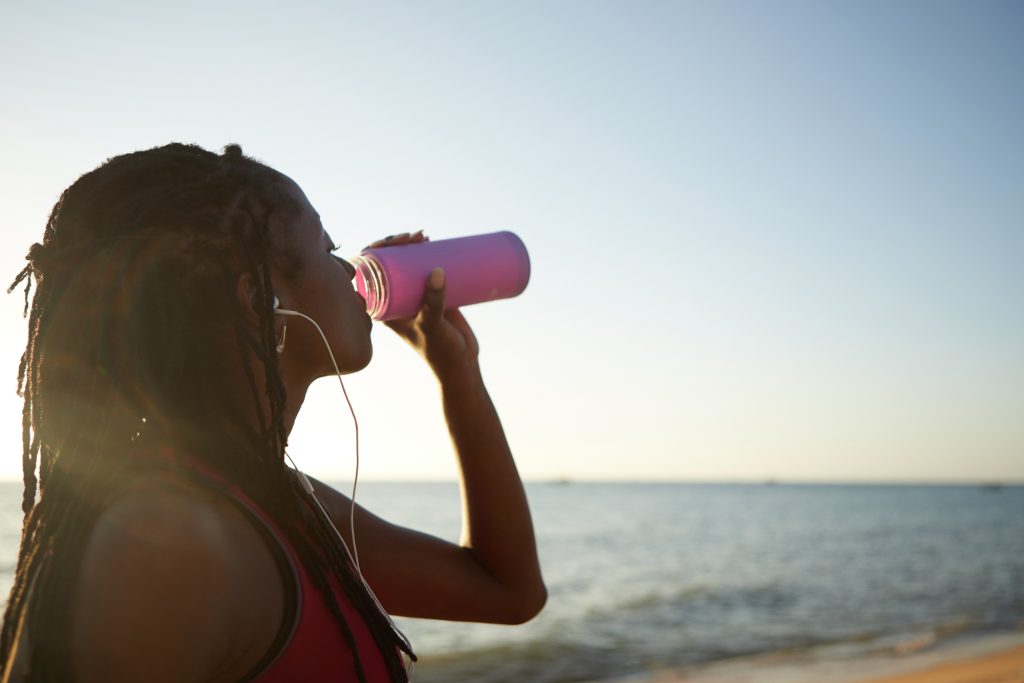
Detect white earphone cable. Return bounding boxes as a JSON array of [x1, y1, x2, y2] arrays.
[[274, 303, 416, 671], [274, 307, 361, 570]]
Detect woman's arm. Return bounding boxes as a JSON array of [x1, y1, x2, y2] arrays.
[[308, 365, 545, 624], [308, 236, 545, 623]]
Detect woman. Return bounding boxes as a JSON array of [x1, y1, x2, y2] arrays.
[[0, 143, 546, 682]]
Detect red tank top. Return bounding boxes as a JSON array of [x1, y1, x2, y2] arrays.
[[159, 457, 403, 682]]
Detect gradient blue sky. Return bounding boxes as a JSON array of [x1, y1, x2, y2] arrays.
[[1, 1, 1021, 482]]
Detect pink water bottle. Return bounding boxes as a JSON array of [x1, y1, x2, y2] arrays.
[[350, 231, 531, 321]]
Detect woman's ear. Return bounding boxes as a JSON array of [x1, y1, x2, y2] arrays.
[[235, 272, 262, 324]]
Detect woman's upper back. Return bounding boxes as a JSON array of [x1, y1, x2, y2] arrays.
[[70, 472, 285, 682], [67, 469, 396, 682]]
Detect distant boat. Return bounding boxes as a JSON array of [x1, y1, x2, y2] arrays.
[[981, 483, 1004, 493]]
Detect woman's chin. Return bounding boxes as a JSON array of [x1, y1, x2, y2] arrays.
[[332, 345, 372, 376], [357, 345, 373, 371]]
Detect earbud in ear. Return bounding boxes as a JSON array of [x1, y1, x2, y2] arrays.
[[271, 297, 300, 318]]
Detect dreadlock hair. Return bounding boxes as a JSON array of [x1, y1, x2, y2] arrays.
[[0, 143, 414, 682]]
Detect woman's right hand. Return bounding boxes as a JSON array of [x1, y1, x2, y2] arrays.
[[362, 232, 481, 382]]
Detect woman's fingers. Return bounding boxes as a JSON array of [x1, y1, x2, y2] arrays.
[[364, 230, 426, 250], [383, 269, 481, 377], [444, 309, 479, 356], [417, 268, 446, 332], [382, 265, 445, 337]]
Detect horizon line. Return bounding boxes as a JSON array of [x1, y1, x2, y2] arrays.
[[0, 477, 1019, 487]]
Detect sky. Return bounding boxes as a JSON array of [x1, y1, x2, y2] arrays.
[[0, 0, 1021, 483]]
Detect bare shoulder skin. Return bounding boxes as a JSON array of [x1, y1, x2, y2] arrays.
[[70, 473, 286, 683]]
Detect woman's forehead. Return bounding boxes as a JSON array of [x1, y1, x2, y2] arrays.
[[282, 181, 336, 249], [274, 178, 322, 234]]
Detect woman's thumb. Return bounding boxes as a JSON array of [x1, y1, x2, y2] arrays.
[[419, 267, 446, 328]]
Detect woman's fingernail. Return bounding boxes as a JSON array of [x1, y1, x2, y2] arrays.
[[429, 268, 445, 290]]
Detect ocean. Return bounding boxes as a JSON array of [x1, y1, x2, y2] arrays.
[[1, 481, 1022, 682]]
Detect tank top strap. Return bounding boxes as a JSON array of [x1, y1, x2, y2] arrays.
[[135, 448, 399, 682], [138, 451, 303, 681]]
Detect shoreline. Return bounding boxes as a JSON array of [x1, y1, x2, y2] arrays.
[[856, 643, 1024, 683], [594, 630, 1024, 683]]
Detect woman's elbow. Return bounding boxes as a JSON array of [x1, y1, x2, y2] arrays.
[[502, 581, 547, 625]]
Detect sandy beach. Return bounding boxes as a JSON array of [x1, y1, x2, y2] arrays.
[[855, 643, 1024, 683], [594, 632, 1024, 683]]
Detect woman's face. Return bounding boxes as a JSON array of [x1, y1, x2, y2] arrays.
[[271, 178, 373, 379]]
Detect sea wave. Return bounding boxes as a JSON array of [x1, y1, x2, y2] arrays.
[[408, 617, 996, 683]]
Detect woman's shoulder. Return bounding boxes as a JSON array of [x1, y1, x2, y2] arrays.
[[90, 470, 243, 548], [80, 471, 255, 594], [71, 470, 286, 682]]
